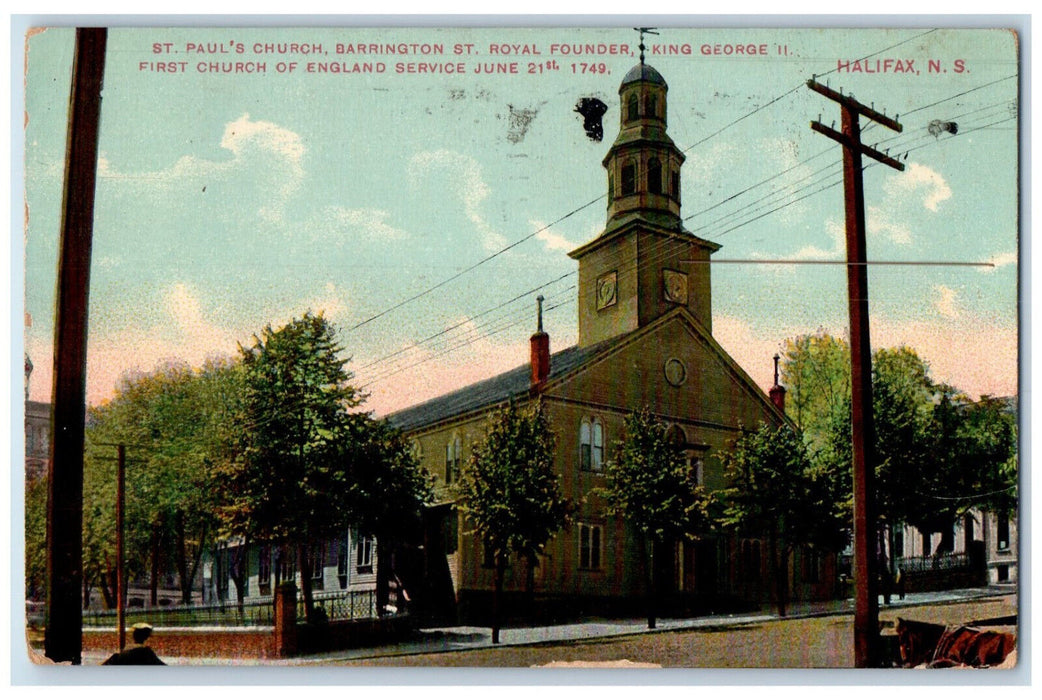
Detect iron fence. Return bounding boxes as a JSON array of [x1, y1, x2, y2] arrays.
[[82, 587, 396, 628], [896, 552, 970, 574], [83, 598, 275, 628], [299, 589, 383, 622]]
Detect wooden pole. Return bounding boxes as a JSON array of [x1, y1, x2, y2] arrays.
[[807, 79, 903, 668], [45, 26, 107, 665], [117, 444, 126, 651]]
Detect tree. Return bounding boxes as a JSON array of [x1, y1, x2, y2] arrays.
[[78, 358, 242, 607], [456, 400, 572, 644], [601, 408, 713, 629], [215, 312, 362, 623], [779, 331, 851, 448], [341, 415, 433, 615], [719, 423, 844, 617]]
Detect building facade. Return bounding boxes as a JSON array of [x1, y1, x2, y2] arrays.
[[388, 61, 836, 622]]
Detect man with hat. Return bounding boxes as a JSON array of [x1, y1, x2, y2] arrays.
[[102, 622, 166, 665]]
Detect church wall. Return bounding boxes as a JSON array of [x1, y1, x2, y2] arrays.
[[576, 231, 639, 346]]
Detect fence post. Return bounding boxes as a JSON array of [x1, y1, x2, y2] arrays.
[[274, 582, 297, 658]]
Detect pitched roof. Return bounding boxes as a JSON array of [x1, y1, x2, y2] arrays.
[[387, 337, 617, 433]]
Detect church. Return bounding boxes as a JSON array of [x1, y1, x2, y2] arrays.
[[388, 59, 836, 622]]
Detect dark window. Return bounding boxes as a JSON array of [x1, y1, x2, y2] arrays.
[[337, 540, 349, 589], [893, 527, 904, 560], [645, 94, 657, 118], [580, 419, 591, 470], [621, 163, 636, 195], [579, 523, 602, 570], [276, 547, 295, 584], [258, 545, 272, 595], [671, 172, 680, 202], [445, 435, 461, 485], [608, 174, 614, 202], [997, 564, 1009, 582], [627, 94, 638, 122], [997, 514, 1010, 550], [648, 157, 662, 194], [591, 419, 603, 471], [309, 543, 324, 590], [355, 532, 373, 574]]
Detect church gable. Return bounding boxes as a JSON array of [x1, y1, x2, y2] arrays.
[[544, 309, 784, 431]]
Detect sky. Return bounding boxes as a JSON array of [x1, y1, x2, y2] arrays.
[[21, 25, 1020, 417]]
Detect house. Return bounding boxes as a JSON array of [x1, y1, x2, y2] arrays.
[[387, 60, 835, 623]]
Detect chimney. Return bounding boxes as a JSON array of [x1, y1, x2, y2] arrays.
[[530, 295, 550, 388], [769, 353, 786, 414]]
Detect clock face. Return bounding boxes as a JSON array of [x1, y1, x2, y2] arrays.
[[663, 269, 688, 304], [596, 271, 618, 310]]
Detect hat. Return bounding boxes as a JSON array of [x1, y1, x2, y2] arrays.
[[131, 622, 153, 632]]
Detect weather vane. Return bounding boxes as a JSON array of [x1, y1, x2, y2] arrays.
[[634, 27, 659, 64]]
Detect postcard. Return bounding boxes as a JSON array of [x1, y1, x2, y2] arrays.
[[20, 24, 1020, 672]]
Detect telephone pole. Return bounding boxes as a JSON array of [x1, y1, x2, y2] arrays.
[[46, 27, 108, 665], [807, 78, 904, 668]]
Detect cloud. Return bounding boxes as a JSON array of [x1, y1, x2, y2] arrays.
[[884, 162, 952, 212], [530, 219, 580, 253], [867, 205, 913, 246], [407, 149, 506, 251], [932, 284, 960, 318], [96, 114, 306, 222], [220, 113, 305, 174], [322, 206, 408, 242]]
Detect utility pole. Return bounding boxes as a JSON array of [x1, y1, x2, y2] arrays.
[[807, 78, 904, 668], [46, 26, 108, 665], [117, 444, 127, 651]]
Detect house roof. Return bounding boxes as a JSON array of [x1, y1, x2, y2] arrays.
[[387, 337, 617, 433]]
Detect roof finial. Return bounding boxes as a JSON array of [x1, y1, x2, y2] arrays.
[[635, 27, 658, 65], [536, 294, 545, 333]]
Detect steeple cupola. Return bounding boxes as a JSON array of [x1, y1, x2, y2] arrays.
[[602, 62, 685, 233]]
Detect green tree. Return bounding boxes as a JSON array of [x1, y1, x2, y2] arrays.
[[341, 416, 433, 615], [601, 408, 713, 629], [456, 400, 572, 644], [216, 312, 362, 623], [79, 359, 241, 607], [719, 423, 843, 617], [779, 331, 851, 448]]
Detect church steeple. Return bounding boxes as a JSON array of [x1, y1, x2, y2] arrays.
[[602, 62, 684, 233], [569, 60, 721, 347]]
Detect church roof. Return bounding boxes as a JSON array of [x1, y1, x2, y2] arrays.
[[387, 337, 617, 433], [621, 62, 667, 87]]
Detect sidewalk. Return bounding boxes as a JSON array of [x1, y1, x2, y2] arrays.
[[130, 583, 1013, 666]]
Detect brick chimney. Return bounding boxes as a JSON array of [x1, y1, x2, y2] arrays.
[[531, 295, 550, 388], [769, 353, 786, 413]]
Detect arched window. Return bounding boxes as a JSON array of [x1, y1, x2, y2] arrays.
[[591, 418, 604, 471], [445, 434, 461, 484], [647, 157, 662, 194], [627, 93, 639, 122], [671, 171, 681, 203], [645, 94, 657, 118], [608, 173, 614, 203], [621, 162, 636, 196], [580, 417, 604, 472], [580, 419, 592, 470]]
